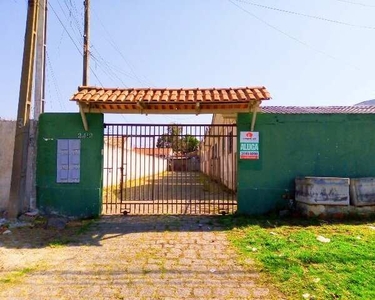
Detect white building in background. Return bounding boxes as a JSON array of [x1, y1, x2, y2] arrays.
[[199, 114, 237, 191], [103, 137, 171, 188]]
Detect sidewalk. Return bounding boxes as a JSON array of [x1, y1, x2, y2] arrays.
[[0, 216, 282, 299]]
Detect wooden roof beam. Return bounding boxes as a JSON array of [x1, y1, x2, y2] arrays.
[[137, 99, 148, 113], [79, 103, 89, 131], [195, 102, 201, 115], [250, 101, 261, 131]]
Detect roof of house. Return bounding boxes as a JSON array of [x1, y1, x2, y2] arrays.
[[70, 86, 271, 114], [355, 100, 375, 106], [104, 136, 126, 147], [261, 106, 375, 114]]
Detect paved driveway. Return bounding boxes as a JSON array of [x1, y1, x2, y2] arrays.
[[103, 172, 237, 215], [0, 216, 282, 299]]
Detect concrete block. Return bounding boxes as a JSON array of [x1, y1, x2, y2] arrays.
[[297, 201, 375, 219], [295, 177, 350, 206], [350, 178, 375, 206]]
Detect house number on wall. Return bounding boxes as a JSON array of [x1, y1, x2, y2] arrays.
[[78, 132, 93, 139]]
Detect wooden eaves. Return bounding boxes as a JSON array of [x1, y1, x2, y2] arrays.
[[70, 86, 272, 130]]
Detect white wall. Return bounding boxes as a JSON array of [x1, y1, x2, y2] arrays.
[[0, 120, 16, 212], [199, 114, 237, 191], [103, 143, 168, 188]]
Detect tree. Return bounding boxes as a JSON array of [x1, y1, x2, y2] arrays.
[[156, 124, 199, 154], [182, 135, 199, 153], [156, 124, 182, 152]]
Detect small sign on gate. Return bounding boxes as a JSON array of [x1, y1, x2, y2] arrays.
[[240, 131, 259, 160]]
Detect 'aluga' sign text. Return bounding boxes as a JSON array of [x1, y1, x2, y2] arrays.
[[239, 131, 259, 160]]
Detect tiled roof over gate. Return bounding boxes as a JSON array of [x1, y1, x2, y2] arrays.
[[70, 86, 271, 114], [261, 106, 375, 114]]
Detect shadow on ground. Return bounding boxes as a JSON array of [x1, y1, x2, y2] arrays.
[[1, 214, 375, 250], [0, 215, 227, 249]]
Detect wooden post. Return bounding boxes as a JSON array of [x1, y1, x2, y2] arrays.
[[80, 0, 90, 131], [251, 101, 261, 131], [83, 0, 90, 86]]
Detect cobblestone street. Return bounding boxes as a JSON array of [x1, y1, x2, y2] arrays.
[[0, 216, 282, 299]]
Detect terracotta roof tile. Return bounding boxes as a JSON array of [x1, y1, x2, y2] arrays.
[[261, 106, 375, 114], [72, 86, 271, 103], [71, 86, 271, 114], [196, 90, 203, 101]]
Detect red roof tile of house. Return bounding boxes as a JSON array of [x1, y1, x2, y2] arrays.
[[71, 86, 271, 114]]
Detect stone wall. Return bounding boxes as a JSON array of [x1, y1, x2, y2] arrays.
[[0, 120, 16, 213]]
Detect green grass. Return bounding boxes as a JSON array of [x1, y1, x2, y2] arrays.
[[223, 216, 375, 300], [0, 267, 36, 284], [48, 237, 72, 248], [48, 218, 96, 247], [76, 219, 96, 235]]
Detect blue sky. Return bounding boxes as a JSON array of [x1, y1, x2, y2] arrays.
[[2, 0, 375, 124]]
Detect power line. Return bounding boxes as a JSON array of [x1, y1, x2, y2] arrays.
[[90, 48, 141, 82], [48, 1, 103, 86], [54, 1, 154, 88], [90, 54, 116, 84], [70, 0, 83, 18], [45, 73, 55, 111], [120, 114, 128, 122], [227, 0, 360, 70], [56, 29, 66, 55], [102, 61, 140, 82], [49, 2, 83, 54], [66, 0, 130, 87], [46, 51, 67, 111], [334, 0, 375, 8], [90, 50, 128, 87], [233, 0, 375, 30], [89, 66, 104, 86], [63, 0, 84, 38], [91, 7, 154, 87], [56, 0, 82, 43]]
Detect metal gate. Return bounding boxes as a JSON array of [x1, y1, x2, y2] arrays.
[[103, 123, 237, 215]]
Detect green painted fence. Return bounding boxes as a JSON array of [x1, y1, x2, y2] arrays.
[[237, 113, 375, 214], [37, 113, 104, 218]]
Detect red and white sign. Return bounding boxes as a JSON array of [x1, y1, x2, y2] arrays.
[[240, 151, 259, 160], [240, 131, 259, 143], [240, 131, 260, 160]]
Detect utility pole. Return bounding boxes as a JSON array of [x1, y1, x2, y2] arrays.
[[34, 0, 47, 119], [24, 0, 48, 212], [8, 0, 39, 218], [79, 0, 90, 131], [83, 0, 90, 86]]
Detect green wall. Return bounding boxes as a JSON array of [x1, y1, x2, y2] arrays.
[[37, 113, 104, 218], [237, 113, 375, 215]]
